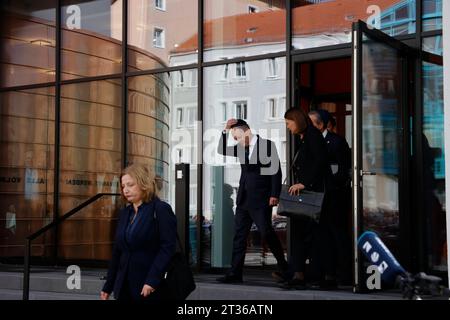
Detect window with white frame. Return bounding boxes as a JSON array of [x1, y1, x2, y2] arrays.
[[186, 106, 196, 127], [176, 108, 183, 128], [279, 96, 286, 113], [268, 98, 277, 119], [155, 0, 166, 11], [267, 96, 285, 120], [220, 64, 229, 81], [248, 5, 258, 13], [234, 101, 247, 120], [153, 27, 165, 48], [235, 62, 247, 79], [190, 69, 197, 87], [176, 148, 183, 163], [267, 58, 279, 78], [189, 185, 197, 211], [177, 70, 185, 87], [221, 102, 228, 122]]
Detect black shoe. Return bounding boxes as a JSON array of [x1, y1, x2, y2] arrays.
[[272, 271, 289, 283], [281, 278, 307, 290], [216, 274, 243, 284]]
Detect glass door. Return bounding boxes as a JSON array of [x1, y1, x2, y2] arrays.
[[352, 21, 412, 292]]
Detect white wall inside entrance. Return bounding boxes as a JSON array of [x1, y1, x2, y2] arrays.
[[444, 0, 450, 288]]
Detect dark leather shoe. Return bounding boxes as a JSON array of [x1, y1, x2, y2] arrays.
[[281, 278, 307, 290], [216, 274, 243, 284], [272, 271, 289, 283]]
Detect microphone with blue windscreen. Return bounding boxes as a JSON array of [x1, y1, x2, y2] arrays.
[[357, 231, 407, 285]]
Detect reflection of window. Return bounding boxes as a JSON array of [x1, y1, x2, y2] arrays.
[[381, 14, 392, 24], [267, 97, 285, 120], [268, 99, 276, 118], [279, 97, 286, 112], [176, 108, 183, 127], [235, 62, 247, 79], [186, 107, 196, 127], [395, 6, 408, 20], [177, 70, 197, 87], [190, 70, 197, 87], [220, 64, 229, 81], [221, 102, 228, 122], [153, 27, 165, 48], [155, 0, 166, 11], [177, 70, 184, 87], [248, 5, 258, 13], [234, 101, 247, 120], [176, 106, 196, 127], [189, 185, 197, 210], [176, 148, 183, 163], [267, 58, 278, 78]]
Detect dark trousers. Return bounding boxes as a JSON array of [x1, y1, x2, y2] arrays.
[[289, 217, 318, 275], [230, 198, 287, 277], [315, 189, 352, 280]]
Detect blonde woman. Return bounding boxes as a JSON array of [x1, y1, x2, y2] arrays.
[[100, 163, 176, 300]]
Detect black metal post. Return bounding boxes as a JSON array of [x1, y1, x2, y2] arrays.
[[197, 0, 204, 272], [23, 239, 31, 300], [52, 0, 62, 267], [122, 0, 128, 168], [175, 163, 190, 261]]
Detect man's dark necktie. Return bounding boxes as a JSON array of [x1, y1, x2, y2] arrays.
[[244, 145, 250, 163]]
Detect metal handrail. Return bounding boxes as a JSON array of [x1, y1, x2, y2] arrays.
[[23, 192, 120, 300]]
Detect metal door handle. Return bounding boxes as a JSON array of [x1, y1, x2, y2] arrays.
[[360, 170, 376, 176]]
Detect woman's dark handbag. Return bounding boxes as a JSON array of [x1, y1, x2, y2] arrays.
[[277, 184, 324, 222], [154, 203, 196, 300], [159, 248, 196, 300], [276, 150, 324, 222]]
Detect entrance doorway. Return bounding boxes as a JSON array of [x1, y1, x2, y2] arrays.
[[294, 57, 352, 148]]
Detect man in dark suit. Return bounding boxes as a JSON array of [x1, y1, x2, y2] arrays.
[[216, 119, 288, 283], [309, 109, 352, 285]]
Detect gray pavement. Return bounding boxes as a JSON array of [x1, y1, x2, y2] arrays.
[[0, 265, 404, 300]]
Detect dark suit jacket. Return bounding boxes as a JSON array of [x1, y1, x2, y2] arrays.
[[324, 130, 351, 190], [217, 133, 282, 209], [293, 125, 330, 192], [102, 199, 177, 300]]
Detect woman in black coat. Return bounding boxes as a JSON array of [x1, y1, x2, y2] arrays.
[[100, 163, 177, 301], [282, 107, 331, 289]]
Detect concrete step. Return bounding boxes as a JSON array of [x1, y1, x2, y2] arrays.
[[0, 268, 106, 296], [0, 288, 99, 300], [0, 266, 403, 300]]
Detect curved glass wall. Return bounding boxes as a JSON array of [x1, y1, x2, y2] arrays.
[[58, 79, 122, 260], [127, 73, 171, 201], [0, 87, 55, 258], [61, 0, 123, 80], [0, 1, 56, 88]]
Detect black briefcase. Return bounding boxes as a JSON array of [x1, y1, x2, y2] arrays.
[[277, 184, 324, 222]]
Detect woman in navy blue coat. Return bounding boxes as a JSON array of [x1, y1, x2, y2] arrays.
[[100, 163, 177, 301]]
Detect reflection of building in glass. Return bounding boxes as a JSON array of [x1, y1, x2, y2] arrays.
[[0, 2, 171, 260], [170, 10, 288, 267]]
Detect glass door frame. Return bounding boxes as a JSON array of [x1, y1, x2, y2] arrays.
[[352, 20, 414, 292]]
